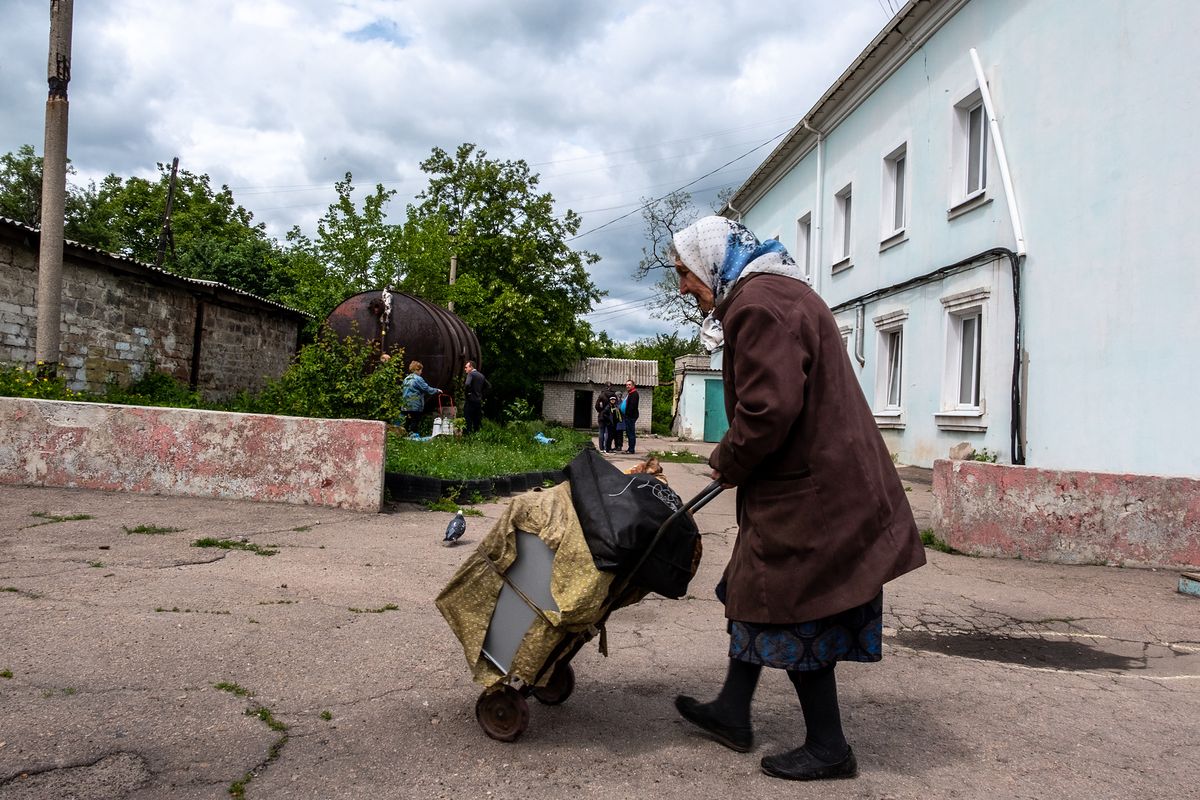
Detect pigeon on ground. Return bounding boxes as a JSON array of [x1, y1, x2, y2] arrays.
[[443, 510, 466, 547]]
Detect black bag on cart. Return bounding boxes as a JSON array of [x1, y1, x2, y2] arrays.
[[563, 448, 701, 598]]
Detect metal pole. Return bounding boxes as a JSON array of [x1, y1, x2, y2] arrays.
[[448, 252, 457, 313], [156, 157, 179, 268], [35, 0, 74, 374]]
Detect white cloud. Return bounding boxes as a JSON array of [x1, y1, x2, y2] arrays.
[[0, 0, 895, 342]]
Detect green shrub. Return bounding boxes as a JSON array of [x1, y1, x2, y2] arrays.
[[650, 385, 674, 435], [502, 397, 536, 423], [231, 325, 407, 422], [0, 363, 79, 400], [104, 370, 205, 408]]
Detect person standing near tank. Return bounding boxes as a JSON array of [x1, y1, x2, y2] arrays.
[[622, 379, 640, 454], [669, 216, 925, 782], [463, 360, 490, 434], [388, 357, 440, 434]]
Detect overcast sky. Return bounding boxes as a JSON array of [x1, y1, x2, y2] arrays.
[[0, 0, 898, 341]]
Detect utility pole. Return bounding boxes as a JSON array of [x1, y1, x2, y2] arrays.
[[34, 0, 74, 375], [448, 225, 458, 313], [155, 157, 179, 268]]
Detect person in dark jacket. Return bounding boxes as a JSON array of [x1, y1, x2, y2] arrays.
[[463, 360, 490, 434], [594, 385, 616, 451], [670, 216, 925, 782], [622, 380, 640, 453], [599, 394, 623, 453]]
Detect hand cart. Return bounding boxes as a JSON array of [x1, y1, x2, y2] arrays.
[[473, 480, 724, 742]]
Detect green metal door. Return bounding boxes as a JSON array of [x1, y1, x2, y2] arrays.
[[703, 379, 729, 442]]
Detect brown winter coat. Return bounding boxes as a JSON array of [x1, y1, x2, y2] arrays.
[[708, 274, 925, 624]]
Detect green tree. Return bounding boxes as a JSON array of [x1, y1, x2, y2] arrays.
[[398, 144, 602, 411], [280, 173, 404, 324], [0, 144, 96, 234]]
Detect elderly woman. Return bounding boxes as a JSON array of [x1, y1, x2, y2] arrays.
[[398, 359, 441, 434], [670, 217, 925, 782]]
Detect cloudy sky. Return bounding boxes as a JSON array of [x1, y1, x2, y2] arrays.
[[0, 0, 899, 341]]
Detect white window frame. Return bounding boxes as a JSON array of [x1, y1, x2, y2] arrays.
[[796, 212, 812, 280], [832, 184, 853, 272], [949, 89, 990, 214], [936, 288, 991, 431], [881, 143, 908, 246], [872, 309, 908, 428]]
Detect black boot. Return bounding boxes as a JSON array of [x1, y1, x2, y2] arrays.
[[761, 665, 857, 780], [675, 658, 760, 752]]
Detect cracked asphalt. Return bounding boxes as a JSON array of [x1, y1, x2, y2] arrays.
[[1, 441, 1197, 799]]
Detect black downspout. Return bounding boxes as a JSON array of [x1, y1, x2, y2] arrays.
[[189, 300, 205, 391], [830, 247, 1025, 466]]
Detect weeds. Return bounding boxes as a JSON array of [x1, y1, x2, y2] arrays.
[[319, 710, 333, 721], [192, 538, 279, 557], [1, 669, 12, 679], [348, 604, 399, 614], [88, 561, 105, 568], [971, 448, 999, 463], [648, 450, 707, 464], [155, 607, 232, 615], [125, 524, 183, 535], [920, 529, 958, 554], [27, 511, 94, 527], [215, 681, 288, 799], [425, 495, 483, 515]]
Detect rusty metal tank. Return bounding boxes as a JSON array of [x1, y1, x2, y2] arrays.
[[325, 290, 481, 409]]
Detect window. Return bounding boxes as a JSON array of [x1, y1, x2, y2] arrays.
[[937, 287, 990, 431], [951, 91, 989, 209], [882, 144, 908, 240], [957, 311, 982, 406], [872, 309, 908, 426], [833, 184, 852, 269], [796, 213, 812, 278], [884, 329, 903, 407], [965, 101, 988, 195]]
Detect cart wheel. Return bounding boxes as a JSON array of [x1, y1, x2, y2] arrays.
[[531, 664, 575, 706], [475, 685, 530, 742]]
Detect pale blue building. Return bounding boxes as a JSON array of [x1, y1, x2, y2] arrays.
[[722, 0, 1200, 480]]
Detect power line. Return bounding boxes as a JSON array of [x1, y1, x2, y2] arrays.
[[566, 129, 789, 243]]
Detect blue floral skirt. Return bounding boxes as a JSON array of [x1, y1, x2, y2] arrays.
[[726, 590, 884, 671]]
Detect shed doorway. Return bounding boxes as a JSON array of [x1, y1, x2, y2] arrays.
[[703, 379, 729, 442], [573, 390, 594, 429]]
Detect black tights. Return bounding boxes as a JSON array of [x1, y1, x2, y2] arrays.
[[709, 659, 848, 757]]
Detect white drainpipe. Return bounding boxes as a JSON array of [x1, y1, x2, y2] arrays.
[[969, 48, 1026, 256]]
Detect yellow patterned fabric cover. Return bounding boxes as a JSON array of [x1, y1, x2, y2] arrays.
[[435, 482, 617, 688]]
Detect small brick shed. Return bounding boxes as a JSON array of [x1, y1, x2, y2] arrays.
[[542, 357, 658, 430]]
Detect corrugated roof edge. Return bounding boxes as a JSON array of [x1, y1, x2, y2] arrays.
[[544, 357, 659, 386], [0, 216, 312, 319]]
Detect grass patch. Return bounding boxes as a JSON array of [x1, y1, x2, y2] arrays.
[[292, 525, 313, 532], [348, 603, 399, 614], [319, 710, 333, 721], [124, 524, 183, 535], [648, 449, 707, 464], [27, 511, 94, 527], [192, 538, 279, 556], [215, 681, 254, 697], [920, 529, 958, 554], [1, 669, 12, 679], [386, 420, 591, 479], [88, 561, 105, 568], [425, 495, 485, 515]]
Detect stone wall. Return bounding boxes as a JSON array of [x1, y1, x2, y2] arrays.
[[932, 459, 1200, 568], [0, 221, 303, 400], [0, 397, 385, 512]]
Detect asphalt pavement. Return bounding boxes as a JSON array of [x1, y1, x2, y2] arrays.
[[1, 437, 1197, 799]]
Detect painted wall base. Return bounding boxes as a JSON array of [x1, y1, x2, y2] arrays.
[[0, 398, 385, 512], [932, 459, 1200, 568]]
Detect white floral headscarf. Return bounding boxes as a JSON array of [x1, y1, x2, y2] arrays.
[[672, 216, 809, 351]]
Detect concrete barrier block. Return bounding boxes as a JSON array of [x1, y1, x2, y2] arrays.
[[0, 397, 385, 512], [932, 459, 1200, 569]]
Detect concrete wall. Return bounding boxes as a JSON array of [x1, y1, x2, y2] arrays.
[[0, 222, 302, 401], [0, 397, 385, 512], [737, 0, 1200, 477], [932, 459, 1200, 568], [673, 370, 722, 442]]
